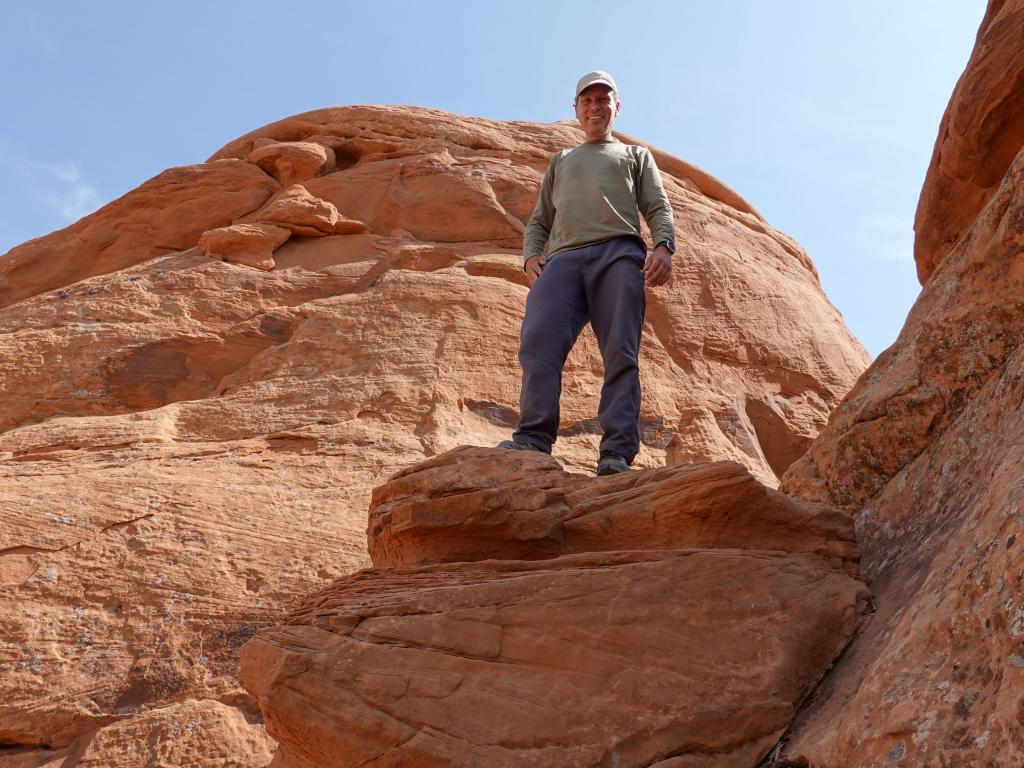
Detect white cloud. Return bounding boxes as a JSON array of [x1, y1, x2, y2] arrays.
[[37, 162, 103, 221], [43, 162, 81, 185], [858, 214, 914, 262], [0, 151, 106, 224]]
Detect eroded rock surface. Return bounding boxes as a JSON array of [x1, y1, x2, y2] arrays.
[[199, 222, 291, 270], [368, 448, 859, 573], [913, 1, 1024, 283], [0, 160, 278, 309], [782, 132, 1024, 510], [0, 700, 273, 768], [239, 183, 354, 237], [783, 308, 1024, 767], [778, 2, 1024, 764], [242, 447, 868, 768], [248, 140, 335, 186], [0, 105, 867, 761]]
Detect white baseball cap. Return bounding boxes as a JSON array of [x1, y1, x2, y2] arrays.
[[575, 70, 618, 98]]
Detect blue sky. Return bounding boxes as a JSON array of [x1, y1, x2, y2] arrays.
[[0, 2, 984, 356]]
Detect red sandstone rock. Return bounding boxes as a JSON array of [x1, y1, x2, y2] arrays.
[[0, 747, 64, 767], [248, 140, 335, 186], [0, 105, 868, 762], [199, 222, 291, 270], [0, 430, 372, 749], [777, 3, 1024, 764], [369, 448, 859, 574], [0, 700, 273, 767], [913, 1, 1024, 283], [783, 93, 1024, 511], [0, 160, 278, 310], [782, 319, 1024, 768], [242, 447, 868, 768], [240, 183, 339, 236], [240, 183, 369, 238]]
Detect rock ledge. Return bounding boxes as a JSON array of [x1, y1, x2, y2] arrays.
[[241, 447, 869, 768]]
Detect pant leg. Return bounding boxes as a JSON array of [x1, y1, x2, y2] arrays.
[[583, 237, 647, 463], [513, 250, 589, 452]]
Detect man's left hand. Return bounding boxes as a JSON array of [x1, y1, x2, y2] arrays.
[[644, 244, 673, 287]]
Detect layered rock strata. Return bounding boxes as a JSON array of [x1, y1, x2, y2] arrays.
[[242, 447, 869, 768], [0, 106, 867, 761]]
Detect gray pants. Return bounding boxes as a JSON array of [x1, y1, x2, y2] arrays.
[[513, 236, 647, 462]]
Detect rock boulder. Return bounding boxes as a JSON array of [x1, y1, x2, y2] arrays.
[[248, 140, 335, 186], [199, 222, 291, 270], [242, 447, 869, 768]]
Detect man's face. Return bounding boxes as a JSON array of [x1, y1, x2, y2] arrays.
[[575, 84, 620, 139]]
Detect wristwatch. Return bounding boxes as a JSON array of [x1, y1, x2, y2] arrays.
[[656, 240, 675, 254]]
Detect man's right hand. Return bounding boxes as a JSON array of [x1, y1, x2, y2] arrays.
[[524, 255, 546, 286]]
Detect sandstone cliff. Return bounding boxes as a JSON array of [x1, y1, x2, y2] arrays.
[[913, 0, 1024, 285], [778, 2, 1024, 764], [0, 107, 866, 765]]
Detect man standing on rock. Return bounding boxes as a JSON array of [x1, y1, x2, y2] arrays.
[[499, 71, 676, 475]]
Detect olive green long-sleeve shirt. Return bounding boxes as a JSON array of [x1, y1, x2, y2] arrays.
[[522, 139, 675, 265]]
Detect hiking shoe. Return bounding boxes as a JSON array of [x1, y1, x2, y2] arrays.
[[497, 439, 544, 452], [596, 452, 629, 476]]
